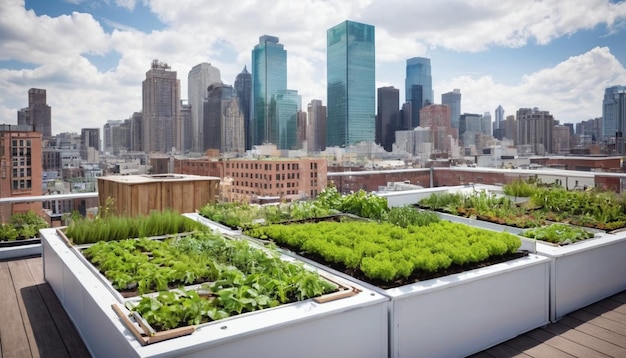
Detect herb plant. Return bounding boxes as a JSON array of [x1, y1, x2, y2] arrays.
[[83, 232, 337, 331], [521, 223, 595, 245], [245, 221, 521, 284]]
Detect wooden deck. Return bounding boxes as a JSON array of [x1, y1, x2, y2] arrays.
[[1, 256, 625, 358], [0, 256, 90, 358]]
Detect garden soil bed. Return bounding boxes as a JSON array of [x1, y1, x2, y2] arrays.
[[275, 241, 529, 290]]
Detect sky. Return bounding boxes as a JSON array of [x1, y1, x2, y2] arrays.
[[1, 0, 626, 135]]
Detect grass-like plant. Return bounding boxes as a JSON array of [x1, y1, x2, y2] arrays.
[[64, 210, 208, 245]]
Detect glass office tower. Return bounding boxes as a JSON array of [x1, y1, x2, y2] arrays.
[[327, 20, 375, 147], [405, 57, 433, 128], [251, 35, 287, 146]]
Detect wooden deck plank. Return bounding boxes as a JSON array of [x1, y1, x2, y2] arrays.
[[582, 303, 626, 325], [0, 261, 8, 270], [8, 259, 70, 358], [569, 310, 626, 336], [558, 316, 626, 349], [477, 343, 534, 357], [542, 321, 626, 358], [502, 334, 577, 358], [0, 263, 32, 357], [25, 258, 91, 358], [525, 326, 611, 358]]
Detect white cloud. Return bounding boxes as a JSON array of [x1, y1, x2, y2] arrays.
[[1, 0, 626, 136], [436, 47, 626, 122]]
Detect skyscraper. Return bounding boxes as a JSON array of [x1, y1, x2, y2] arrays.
[[17, 88, 52, 139], [234, 66, 252, 150], [251, 35, 287, 147], [80, 128, 100, 161], [494, 105, 505, 139], [274, 90, 301, 150], [142, 60, 180, 153], [307, 99, 327, 152], [180, 100, 192, 152], [376, 86, 400, 152], [405, 57, 433, 127], [204, 84, 245, 153], [602, 86, 626, 151], [516, 107, 554, 155], [327, 20, 375, 147], [188, 63, 222, 152], [441, 89, 461, 129]]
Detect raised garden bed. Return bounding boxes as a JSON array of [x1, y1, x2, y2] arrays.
[[382, 184, 626, 323], [243, 218, 550, 357], [0, 211, 48, 260], [42, 217, 389, 357]]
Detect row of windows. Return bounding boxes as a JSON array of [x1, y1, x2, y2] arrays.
[[225, 162, 301, 171], [234, 181, 299, 189], [12, 168, 32, 178], [12, 139, 32, 147], [12, 179, 32, 190], [12, 157, 31, 167], [233, 189, 299, 196], [229, 172, 301, 180]]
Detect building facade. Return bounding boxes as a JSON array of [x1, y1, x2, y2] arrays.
[[419, 104, 454, 154], [175, 157, 327, 203], [252, 35, 287, 147], [0, 124, 43, 223], [306, 99, 327, 152], [142, 60, 181, 153], [602, 85, 626, 152], [327, 20, 375, 147], [405, 57, 433, 128], [17, 88, 52, 139], [516, 107, 555, 155], [188, 63, 222, 152], [376, 86, 400, 152], [234, 66, 252, 150], [494, 105, 505, 139], [204, 83, 245, 154], [441, 89, 461, 129], [80, 128, 100, 161]]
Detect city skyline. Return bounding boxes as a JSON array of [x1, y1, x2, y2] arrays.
[[1, 1, 626, 135]]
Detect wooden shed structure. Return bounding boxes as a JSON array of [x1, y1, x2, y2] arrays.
[[97, 174, 220, 217]]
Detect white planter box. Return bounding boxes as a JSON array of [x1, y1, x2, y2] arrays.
[[285, 249, 550, 358], [386, 253, 550, 357], [0, 239, 41, 260], [536, 231, 626, 321], [41, 228, 389, 358]]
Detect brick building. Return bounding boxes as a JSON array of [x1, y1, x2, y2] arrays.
[[0, 125, 43, 223], [174, 157, 327, 202]]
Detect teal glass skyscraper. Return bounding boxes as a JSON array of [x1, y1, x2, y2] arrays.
[[327, 20, 375, 147], [251, 35, 287, 146], [405, 57, 433, 128]]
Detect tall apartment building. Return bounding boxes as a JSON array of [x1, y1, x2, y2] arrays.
[[17, 88, 52, 139], [142, 60, 180, 153], [602, 85, 626, 152], [180, 100, 192, 152], [234, 66, 252, 150], [327, 20, 375, 147], [503, 115, 517, 143], [553, 125, 571, 154], [419, 104, 454, 154], [80, 128, 100, 161], [0, 124, 43, 223], [376, 86, 400, 152], [175, 156, 327, 203], [188, 63, 222, 152], [494, 105, 505, 139], [204, 83, 245, 154], [306, 100, 327, 153], [441, 89, 461, 129], [252, 35, 287, 147], [405, 57, 433, 128], [516, 107, 555, 155]]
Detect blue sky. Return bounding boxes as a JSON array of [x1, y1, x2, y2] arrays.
[[1, 0, 626, 135]]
